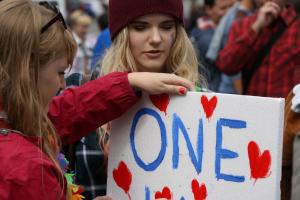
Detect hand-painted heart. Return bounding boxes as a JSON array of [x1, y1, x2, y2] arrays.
[[191, 179, 207, 200], [155, 186, 172, 200], [201, 95, 217, 120], [149, 94, 170, 115], [113, 161, 132, 194], [248, 141, 271, 180]]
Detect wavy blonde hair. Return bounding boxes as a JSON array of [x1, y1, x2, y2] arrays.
[[99, 21, 207, 163], [0, 0, 76, 196], [101, 24, 206, 86]]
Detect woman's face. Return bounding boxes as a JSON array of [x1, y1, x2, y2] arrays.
[[38, 57, 68, 111], [128, 13, 177, 73], [73, 23, 90, 40]]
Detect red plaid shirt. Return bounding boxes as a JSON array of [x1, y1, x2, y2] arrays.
[[216, 5, 300, 98]]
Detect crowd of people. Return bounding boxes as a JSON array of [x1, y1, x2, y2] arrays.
[[1, 0, 300, 199]]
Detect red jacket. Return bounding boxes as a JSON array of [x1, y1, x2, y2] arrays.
[[0, 72, 139, 200]]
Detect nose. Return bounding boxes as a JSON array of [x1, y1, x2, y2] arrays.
[[149, 27, 162, 45]]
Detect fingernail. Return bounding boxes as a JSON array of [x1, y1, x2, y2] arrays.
[[179, 87, 186, 95]]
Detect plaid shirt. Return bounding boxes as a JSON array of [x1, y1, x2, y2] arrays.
[[75, 131, 107, 200], [216, 5, 300, 97]]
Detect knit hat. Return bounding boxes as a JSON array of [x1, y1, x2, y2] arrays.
[[109, 0, 183, 40]]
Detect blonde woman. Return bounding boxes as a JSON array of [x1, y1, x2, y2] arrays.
[[97, 0, 207, 180], [0, 1, 194, 200], [101, 0, 206, 88]]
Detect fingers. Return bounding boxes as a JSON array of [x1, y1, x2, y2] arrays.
[[253, 1, 281, 32], [160, 85, 188, 95], [265, 1, 281, 12], [262, 2, 281, 19], [163, 74, 195, 91], [128, 72, 198, 95]]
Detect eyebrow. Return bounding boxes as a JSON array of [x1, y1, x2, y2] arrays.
[[130, 20, 176, 24]]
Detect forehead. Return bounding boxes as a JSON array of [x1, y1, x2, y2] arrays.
[[42, 57, 68, 71], [133, 13, 175, 22]]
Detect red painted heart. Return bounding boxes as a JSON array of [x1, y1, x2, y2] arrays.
[[248, 141, 271, 180], [155, 186, 172, 200], [201, 95, 217, 120], [191, 179, 207, 200], [149, 94, 170, 115], [113, 161, 132, 194]]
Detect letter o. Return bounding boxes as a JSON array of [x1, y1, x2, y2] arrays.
[[130, 108, 167, 171]]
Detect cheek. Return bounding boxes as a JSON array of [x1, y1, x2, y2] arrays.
[[41, 75, 61, 96], [170, 32, 176, 47], [129, 33, 143, 54], [166, 30, 176, 50], [129, 32, 136, 47]]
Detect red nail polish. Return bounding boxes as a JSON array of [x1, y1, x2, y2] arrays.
[[179, 87, 186, 95]]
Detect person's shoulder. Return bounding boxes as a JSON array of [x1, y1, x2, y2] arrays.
[[0, 132, 53, 169], [0, 132, 39, 152], [98, 28, 111, 40], [232, 13, 256, 27], [0, 133, 57, 184], [0, 133, 63, 199]]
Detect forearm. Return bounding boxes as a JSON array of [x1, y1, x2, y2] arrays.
[[48, 72, 139, 144]]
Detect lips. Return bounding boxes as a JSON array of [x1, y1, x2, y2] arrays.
[[146, 50, 162, 53], [144, 50, 163, 58]]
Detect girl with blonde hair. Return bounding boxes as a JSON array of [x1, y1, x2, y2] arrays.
[[101, 0, 206, 87], [96, 0, 207, 190], [0, 1, 194, 200]]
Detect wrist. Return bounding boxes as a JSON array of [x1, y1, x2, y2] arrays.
[[128, 73, 142, 97], [128, 72, 137, 88], [251, 21, 261, 33]]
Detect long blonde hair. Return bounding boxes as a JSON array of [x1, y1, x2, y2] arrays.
[[99, 21, 206, 162], [0, 0, 76, 191], [101, 24, 206, 85]]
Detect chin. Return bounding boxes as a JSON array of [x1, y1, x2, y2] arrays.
[[141, 63, 165, 72], [144, 67, 164, 73]]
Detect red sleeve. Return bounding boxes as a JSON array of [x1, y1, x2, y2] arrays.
[[216, 16, 259, 75], [48, 72, 139, 144], [0, 158, 65, 200]]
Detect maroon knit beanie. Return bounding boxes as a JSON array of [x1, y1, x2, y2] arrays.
[[109, 0, 183, 40]]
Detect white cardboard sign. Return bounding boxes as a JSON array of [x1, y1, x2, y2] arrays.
[[107, 92, 284, 200]]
